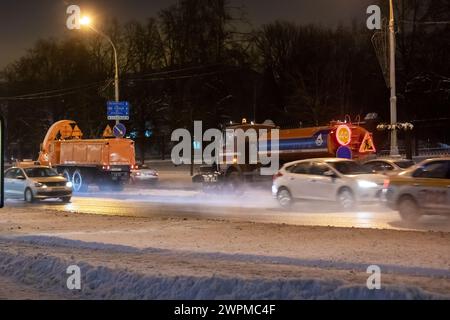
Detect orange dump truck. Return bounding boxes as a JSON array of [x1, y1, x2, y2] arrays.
[[38, 120, 136, 192]]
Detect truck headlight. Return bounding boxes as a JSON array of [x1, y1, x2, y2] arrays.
[[357, 180, 378, 189], [66, 181, 73, 188]]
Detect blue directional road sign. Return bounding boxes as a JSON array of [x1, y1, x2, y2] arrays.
[[107, 101, 130, 121], [113, 123, 127, 138]]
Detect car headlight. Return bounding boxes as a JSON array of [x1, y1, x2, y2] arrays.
[[34, 182, 47, 188], [66, 181, 73, 188], [272, 185, 278, 194], [357, 180, 378, 189]]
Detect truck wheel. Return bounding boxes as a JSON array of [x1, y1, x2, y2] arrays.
[[24, 188, 35, 203], [72, 170, 88, 193], [226, 171, 243, 194], [202, 183, 218, 193], [111, 183, 124, 192], [398, 196, 421, 222]]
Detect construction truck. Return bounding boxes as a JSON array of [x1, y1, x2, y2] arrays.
[[38, 120, 136, 192], [193, 119, 377, 188]]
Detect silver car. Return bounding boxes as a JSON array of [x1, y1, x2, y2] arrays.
[[130, 164, 159, 185], [272, 158, 385, 209], [4, 166, 73, 203], [362, 158, 415, 176]]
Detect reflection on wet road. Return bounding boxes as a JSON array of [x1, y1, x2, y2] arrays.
[[6, 187, 450, 233]]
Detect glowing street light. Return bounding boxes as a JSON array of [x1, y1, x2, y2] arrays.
[[80, 16, 120, 124], [79, 16, 91, 26]]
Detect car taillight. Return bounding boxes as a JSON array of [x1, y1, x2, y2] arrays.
[[383, 179, 390, 189], [273, 172, 283, 181]]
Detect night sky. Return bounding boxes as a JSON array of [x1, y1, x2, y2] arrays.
[[0, 0, 372, 68]]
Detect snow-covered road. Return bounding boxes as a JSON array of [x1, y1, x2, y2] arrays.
[[6, 187, 450, 232]]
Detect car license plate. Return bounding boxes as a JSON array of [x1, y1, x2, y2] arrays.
[[203, 175, 218, 183], [112, 172, 124, 177]]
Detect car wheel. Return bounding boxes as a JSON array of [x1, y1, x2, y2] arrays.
[[61, 197, 71, 203], [398, 196, 421, 222], [277, 188, 293, 209], [338, 188, 355, 210], [72, 170, 88, 193], [24, 188, 35, 203]]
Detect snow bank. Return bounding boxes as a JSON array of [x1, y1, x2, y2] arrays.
[[0, 251, 445, 300], [10, 236, 450, 279], [0, 239, 448, 300]]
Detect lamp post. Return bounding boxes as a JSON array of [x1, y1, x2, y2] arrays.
[[388, 0, 399, 156], [80, 16, 120, 124]]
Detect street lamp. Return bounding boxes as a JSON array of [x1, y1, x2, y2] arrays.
[[80, 16, 120, 124], [388, 0, 399, 156]]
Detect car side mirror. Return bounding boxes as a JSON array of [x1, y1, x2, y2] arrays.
[[16, 175, 26, 180]]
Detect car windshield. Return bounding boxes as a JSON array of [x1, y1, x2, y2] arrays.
[[395, 160, 415, 169], [328, 161, 372, 175], [24, 167, 58, 178]]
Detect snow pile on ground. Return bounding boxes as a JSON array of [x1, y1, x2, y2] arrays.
[[11, 235, 450, 279], [0, 240, 447, 300]]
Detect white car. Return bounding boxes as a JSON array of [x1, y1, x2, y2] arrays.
[[4, 166, 73, 203], [272, 158, 386, 209]]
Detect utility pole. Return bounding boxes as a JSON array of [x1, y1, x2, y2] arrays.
[[389, 0, 399, 156]]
